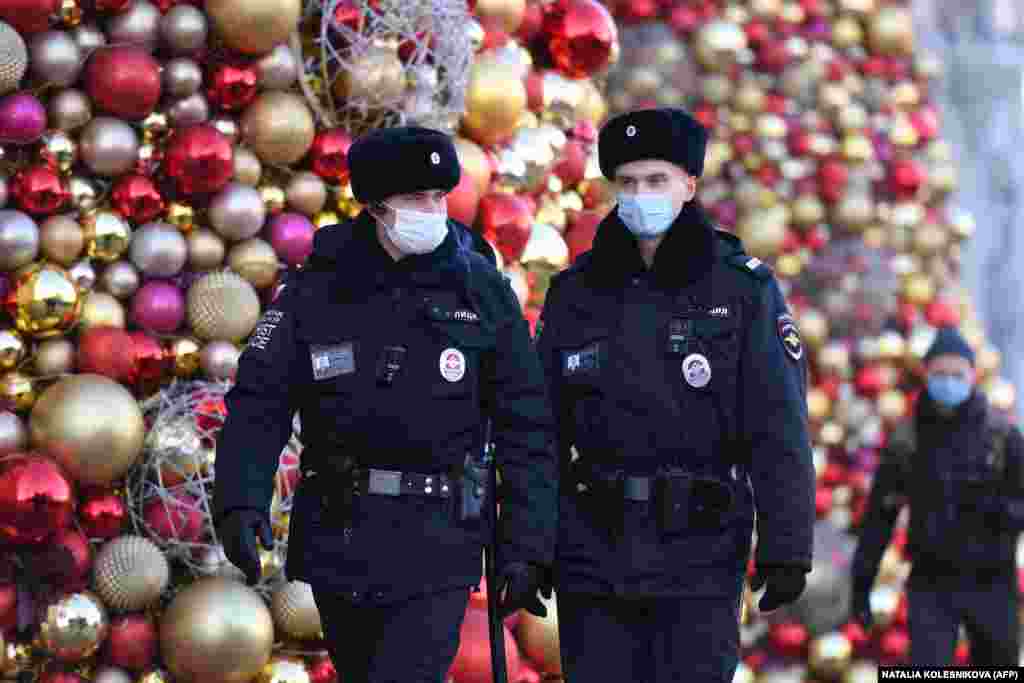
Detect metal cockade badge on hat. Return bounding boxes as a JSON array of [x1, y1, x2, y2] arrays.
[[625, 124, 637, 137], [682, 352, 711, 389], [430, 152, 440, 165]]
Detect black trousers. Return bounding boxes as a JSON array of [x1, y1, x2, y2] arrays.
[[557, 591, 743, 683], [907, 570, 1019, 666], [312, 586, 470, 683]]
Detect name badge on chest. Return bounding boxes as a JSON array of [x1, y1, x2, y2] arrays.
[[310, 342, 355, 380]]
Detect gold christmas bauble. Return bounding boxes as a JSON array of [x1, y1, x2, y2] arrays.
[[472, 0, 525, 33], [168, 336, 202, 378], [516, 593, 561, 675], [462, 56, 527, 148], [270, 582, 322, 640], [188, 229, 227, 271], [93, 535, 170, 611], [5, 262, 82, 339], [253, 656, 310, 683], [0, 372, 34, 413], [808, 632, 853, 680], [0, 21, 27, 95], [241, 92, 316, 166], [798, 308, 829, 349], [285, 172, 327, 217], [160, 577, 274, 683], [205, 0, 300, 55], [332, 44, 406, 108], [844, 661, 879, 683], [736, 205, 789, 260], [187, 270, 262, 342], [79, 291, 126, 330], [694, 20, 747, 72], [81, 211, 132, 263], [832, 15, 864, 49], [39, 215, 85, 266], [807, 387, 831, 422], [34, 338, 75, 376], [791, 194, 825, 226], [901, 272, 934, 305], [29, 374, 145, 485], [877, 389, 907, 422], [228, 238, 279, 290], [453, 137, 492, 198], [38, 591, 109, 662], [868, 5, 914, 57], [0, 328, 26, 371]]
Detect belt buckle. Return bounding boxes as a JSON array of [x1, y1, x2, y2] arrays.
[[369, 469, 402, 496]]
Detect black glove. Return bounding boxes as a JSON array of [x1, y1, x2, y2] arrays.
[[851, 578, 873, 628], [750, 565, 807, 612], [496, 562, 551, 619], [218, 509, 273, 585]]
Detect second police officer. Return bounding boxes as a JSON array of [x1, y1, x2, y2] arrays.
[[214, 126, 558, 682], [537, 108, 816, 682]]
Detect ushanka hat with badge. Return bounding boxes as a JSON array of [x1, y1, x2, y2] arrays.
[[347, 126, 461, 204], [598, 107, 710, 179]]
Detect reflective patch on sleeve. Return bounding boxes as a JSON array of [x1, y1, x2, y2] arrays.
[[247, 309, 285, 351]]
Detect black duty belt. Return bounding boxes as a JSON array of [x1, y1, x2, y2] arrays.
[[579, 465, 745, 501], [355, 468, 454, 499]]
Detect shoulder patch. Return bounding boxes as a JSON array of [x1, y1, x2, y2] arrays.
[[726, 253, 772, 281], [777, 312, 803, 361]]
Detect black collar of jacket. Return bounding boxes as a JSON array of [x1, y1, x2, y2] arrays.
[[915, 389, 988, 427], [305, 210, 472, 295], [585, 201, 718, 290]]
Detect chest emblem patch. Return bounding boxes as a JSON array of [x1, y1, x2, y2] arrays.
[[682, 352, 712, 388], [440, 348, 466, 382]]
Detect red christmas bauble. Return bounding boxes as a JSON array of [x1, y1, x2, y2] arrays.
[[0, 0, 58, 34], [614, 0, 658, 24], [516, 0, 543, 41], [111, 174, 165, 224], [552, 139, 587, 188], [564, 210, 600, 264], [446, 171, 480, 226], [104, 612, 158, 671], [84, 47, 162, 120], [37, 672, 87, 683], [332, 0, 368, 32], [879, 626, 910, 664], [308, 655, 338, 683], [34, 526, 93, 590], [911, 107, 939, 142], [0, 582, 16, 633], [447, 603, 522, 683], [12, 165, 68, 216], [477, 193, 533, 264], [756, 38, 790, 73], [143, 489, 203, 542], [888, 158, 925, 199], [667, 4, 698, 34], [78, 326, 136, 382], [925, 299, 960, 327], [542, 0, 618, 79], [525, 70, 544, 112], [0, 452, 75, 545], [79, 488, 127, 540], [821, 461, 847, 487], [814, 487, 832, 517], [768, 621, 808, 658], [855, 364, 886, 397], [308, 128, 354, 183], [818, 159, 849, 203], [194, 393, 227, 437], [954, 641, 971, 666], [207, 62, 259, 112], [276, 450, 300, 499], [164, 124, 234, 196], [841, 621, 870, 653], [94, 0, 133, 11]]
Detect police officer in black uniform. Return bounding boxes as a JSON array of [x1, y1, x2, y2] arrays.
[[536, 107, 816, 682], [214, 126, 558, 682], [851, 326, 1024, 666]]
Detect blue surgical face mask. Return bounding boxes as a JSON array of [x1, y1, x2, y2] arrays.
[[616, 192, 678, 239], [927, 374, 972, 409]]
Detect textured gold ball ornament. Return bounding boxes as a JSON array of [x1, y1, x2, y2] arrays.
[[0, 21, 27, 95], [187, 270, 262, 342], [39, 591, 109, 662], [868, 5, 914, 57], [205, 0, 300, 55], [161, 577, 274, 683], [6, 262, 82, 339], [0, 372, 35, 413], [241, 92, 316, 166], [93, 535, 169, 612], [271, 582, 322, 640], [30, 374, 145, 485], [694, 20, 747, 72]]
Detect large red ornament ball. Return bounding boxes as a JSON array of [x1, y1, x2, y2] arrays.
[[307, 655, 338, 683], [818, 159, 849, 203], [879, 626, 910, 664], [163, 124, 234, 196], [79, 488, 127, 540], [446, 170, 480, 226], [448, 603, 522, 683], [564, 209, 601, 263], [814, 487, 832, 517], [127, 330, 171, 390], [207, 63, 259, 112], [111, 175, 165, 224], [12, 165, 68, 216], [552, 139, 587, 188], [768, 621, 809, 659], [0, 452, 75, 545], [84, 47, 162, 121], [477, 193, 534, 264], [0, 0, 59, 34], [542, 0, 619, 79], [841, 621, 870, 653], [78, 326, 136, 383], [308, 128, 354, 182], [888, 158, 925, 199], [34, 526, 93, 590], [104, 612, 158, 671]]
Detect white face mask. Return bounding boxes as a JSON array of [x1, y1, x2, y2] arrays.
[[383, 204, 449, 255], [617, 192, 678, 238]]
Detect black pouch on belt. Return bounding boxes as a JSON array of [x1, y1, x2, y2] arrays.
[[655, 468, 693, 537], [456, 454, 487, 527]]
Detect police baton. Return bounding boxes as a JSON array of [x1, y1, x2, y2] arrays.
[[482, 419, 509, 683]]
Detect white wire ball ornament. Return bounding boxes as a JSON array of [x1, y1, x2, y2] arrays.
[[299, 0, 475, 134], [125, 380, 302, 592]]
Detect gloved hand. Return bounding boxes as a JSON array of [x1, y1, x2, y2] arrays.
[[750, 565, 807, 612], [850, 579, 873, 628], [218, 509, 273, 585], [496, 562, 551, 619]]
